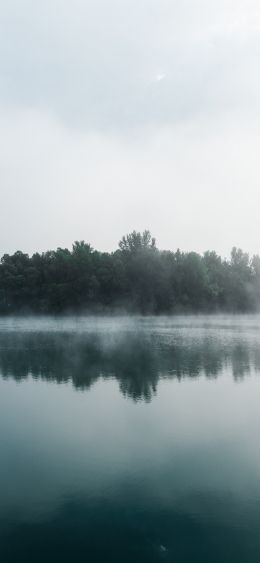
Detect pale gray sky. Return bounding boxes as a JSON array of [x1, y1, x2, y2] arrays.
[[1, 0, 260, 257]]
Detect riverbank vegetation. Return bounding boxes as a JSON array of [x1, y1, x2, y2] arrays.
[[1, 230, 260, 313]]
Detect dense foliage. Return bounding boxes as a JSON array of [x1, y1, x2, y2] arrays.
[[1, 230, 260, 313]]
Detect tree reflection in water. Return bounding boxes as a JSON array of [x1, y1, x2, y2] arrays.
[[0, 329, 259, 402]]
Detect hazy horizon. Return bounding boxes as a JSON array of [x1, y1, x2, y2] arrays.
[[0, 232, 258, 261], [1, 0, 259, 257]]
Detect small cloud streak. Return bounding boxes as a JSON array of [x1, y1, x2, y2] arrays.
[[155, 73, 166, 82]]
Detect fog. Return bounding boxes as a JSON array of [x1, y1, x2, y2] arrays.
[[1, 314, 260, 524], [0, 0, 260, 256], [1, 314, 260, 402]]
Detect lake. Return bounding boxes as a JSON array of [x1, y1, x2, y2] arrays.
[[1, 315, 260, 562]]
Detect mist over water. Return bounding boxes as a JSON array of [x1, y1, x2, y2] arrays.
[[2, 0, 260, 560], [1, 315, 260, 562]]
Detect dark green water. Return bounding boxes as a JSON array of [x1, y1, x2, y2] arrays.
[[1, 315, 260, 563]]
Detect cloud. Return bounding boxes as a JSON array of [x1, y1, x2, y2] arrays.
[[155, 74, 166, 82], [0, 0, 260, 255], [0, 0, 260, 130], [1, 103, 260, 257]]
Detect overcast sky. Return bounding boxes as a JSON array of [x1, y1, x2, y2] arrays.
[[1, 0, 260, 257]]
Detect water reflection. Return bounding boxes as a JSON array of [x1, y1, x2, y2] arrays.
[[2, 494, 260, 563], [0, 327, 260, 401], [2, 318, 260, 562]]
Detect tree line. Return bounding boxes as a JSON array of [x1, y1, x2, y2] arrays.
[[0, 230, 260, 313]]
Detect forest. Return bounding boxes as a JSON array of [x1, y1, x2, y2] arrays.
[[0, 230, 260, 314]]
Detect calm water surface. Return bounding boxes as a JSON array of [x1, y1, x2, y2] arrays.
[[1, 315, 260, 562]]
